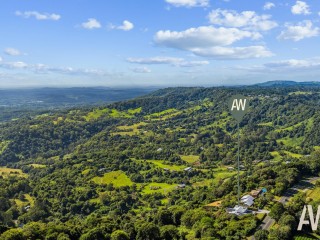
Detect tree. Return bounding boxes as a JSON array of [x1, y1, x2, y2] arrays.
[[136, 222, 160, 240], [269, 202, 285, 222], [160, 225, 179, 240], [0, 229, 24, 240], [111, 230, 129, 240], [254, 229, 268, 240]]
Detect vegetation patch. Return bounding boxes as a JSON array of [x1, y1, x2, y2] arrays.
[[144, 160, 187, 171], [29, 164, 46, 169], [92, 170, 133, 187], [142, 182, 177, 194], [0, 141, 10, 154], [0, 167, 27, 178], [180, 155, 199, 164]]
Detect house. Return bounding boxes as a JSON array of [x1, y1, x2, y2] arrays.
[[227, 205, 248, 215], [184, 167, 192, 172], [157, 148, 163, 152], [177, 184, 186, 189], [241, 195, 255, 206], [227, 167, 234, 171]]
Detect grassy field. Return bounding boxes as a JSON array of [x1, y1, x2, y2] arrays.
[[84, 107, 141, 121], [180, 155, 199, 164], [283, 151, 303, 158], [112, 122, 148, 136], [144, 108, 182, 121], [14, 194, 35, 208], [144, 160, 187, 171], [277, 137, 304, 147], [0, 167, 27, 178], [142, 182, 177, 194], [258, 122, 273, 127], [29, 164, 46, 168], [306, 187, 320, 201], [92, 170, 133, 187], [84, 108, 109, 121], [193, 170, 236, 187], [270, 151, 282, 161]]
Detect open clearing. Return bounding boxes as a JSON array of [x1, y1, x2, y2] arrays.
[[92, 170, 133, 187]]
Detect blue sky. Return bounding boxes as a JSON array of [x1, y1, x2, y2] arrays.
[[1, 0, 320, 88]]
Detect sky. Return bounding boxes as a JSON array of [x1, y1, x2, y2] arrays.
[[1, 0, 320, 88]]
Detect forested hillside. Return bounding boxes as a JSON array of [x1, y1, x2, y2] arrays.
[[1, 86, 320, 239]]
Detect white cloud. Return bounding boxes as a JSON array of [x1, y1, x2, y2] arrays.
[[243, 58, 320, 72], [0, 60, 108, 76], [155, 26, 261, 49], [127, 56, 209, 67], [190, 46, 273, 59], [15, 11, 61, 21], [291, 1, 311, 15], [154, 26, 272, 59], [81, 18, 101, 29], [4, 48, 22, 56], [278, 20, 319, 41], [165, 0, 209, 8], [208, 9, 278, 31], [263, 2, 275, 10], [127, 56, 183, 64], [0, 61, 28, 69], [117, 20, 134, 31], [131, 67, 151, 73]]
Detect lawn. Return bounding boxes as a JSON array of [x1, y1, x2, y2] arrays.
[[180, 155, 199, 164], [0, 167, 28, 178], [92, 170, 133, 187]]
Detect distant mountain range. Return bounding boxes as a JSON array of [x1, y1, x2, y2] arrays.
[[0, 87, 156, 108], [254, 80, 320, 87]]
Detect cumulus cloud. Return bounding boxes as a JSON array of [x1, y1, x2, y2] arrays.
[[165, 0, 209, 8], [263, 2, 275, 10], [15, 11, 61, 20], [130, 67, 151, 73], [4, 48, 22, 56], [114, 20, 134, 31], [154, 26, 272, 59], [291, 1, 311, 15], [81, 18, 101, 29], [208, 9, 278, 31], [155, 26, 261, 48], [278, 20, 319, 41], [127, 56, 209, 67]]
